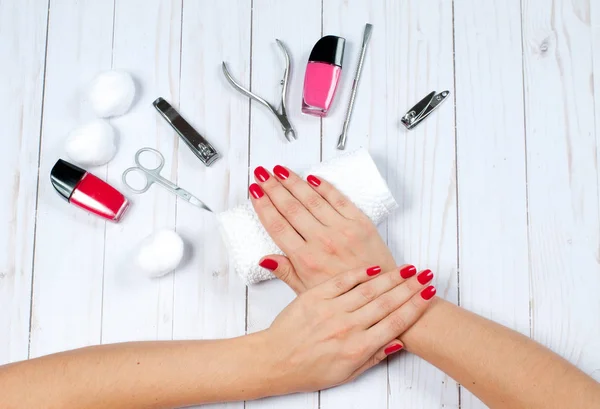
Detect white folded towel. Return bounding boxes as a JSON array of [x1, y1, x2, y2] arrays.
[[217, 148, 398, 285]]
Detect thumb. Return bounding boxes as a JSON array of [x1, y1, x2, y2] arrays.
[[258, 255, 305, 294], [346, 340, 404, 383]]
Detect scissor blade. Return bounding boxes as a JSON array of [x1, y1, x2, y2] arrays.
[[187, 195, 213, 212]]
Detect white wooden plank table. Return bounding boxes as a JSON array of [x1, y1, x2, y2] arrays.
[[1, 1, 599, 408]]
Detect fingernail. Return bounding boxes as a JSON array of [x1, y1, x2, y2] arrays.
[[307, 175, 321, 187], [259, 258, 278, 271], [417, 269, 434, 285], [400, 265, 417, 279], [366, 266, 382, 276], [384, 344, 403, 355], [273, 165, 289, 180], [254, 166, 270, 182], [249, 183, 264, 199], [420, 285, 436, 300]]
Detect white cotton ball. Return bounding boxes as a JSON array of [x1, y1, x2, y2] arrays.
[[135, 229, 185, 278], [87, 70, 136, 118], [65, 120, 117, 166]]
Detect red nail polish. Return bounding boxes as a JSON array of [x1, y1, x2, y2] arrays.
[[50, 159, 129, 222], [417, 269, 434, 285], [254, 166, 270, 182], [420, 285, 436, 300], [259, 258, 278, 271], [384, 344, 403, 355], [273, 165, 289, 180], [400, 265, 417, 279], [249, 183, 264, 199], [366, 266, 381, 276], [307, 175, 321, 187]]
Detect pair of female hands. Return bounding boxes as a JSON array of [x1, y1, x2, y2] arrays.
[[247, 165, 437, 394]]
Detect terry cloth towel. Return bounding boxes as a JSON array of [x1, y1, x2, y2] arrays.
[[217, 148, 398, 285]]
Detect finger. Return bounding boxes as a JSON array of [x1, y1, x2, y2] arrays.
[[345, 341, 404, 383], [254, 166, 324, 238], [336, 265, 417, 312], [367, 285, 437, 347], [272, 165, 345, 226], [258, 255, 306, 294], [249, 183, 305, 253], [305, 174, 369, 221], [317, 265, 384, 299], [356, 269, 434, 328]]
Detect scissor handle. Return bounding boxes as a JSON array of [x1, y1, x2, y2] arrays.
[[134, 147, 165, 173], [122, 167, 152, 193]]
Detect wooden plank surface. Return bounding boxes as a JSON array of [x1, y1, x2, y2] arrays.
[[522, 0, 600, 378], [29, 0, 114, 358], [1, 0, 600, 407], [453, 1, 530, 407], [0, 0, 49, 364]]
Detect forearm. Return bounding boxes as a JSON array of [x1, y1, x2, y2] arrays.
[[0, 332, 277, 409], [401, 298, 600, 408]]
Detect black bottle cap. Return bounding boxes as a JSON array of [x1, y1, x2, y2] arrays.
[[50, 159, 86, 201], [308, 35, 346, 67]]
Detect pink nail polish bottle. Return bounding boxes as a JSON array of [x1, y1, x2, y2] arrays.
[[302, 35, 346, 117]]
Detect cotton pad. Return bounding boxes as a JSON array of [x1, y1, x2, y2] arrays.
[[88, 70, 136, 118], [65, 120, 117, 167], [218, 148, 398, 285], [135, 229, 185, 278]]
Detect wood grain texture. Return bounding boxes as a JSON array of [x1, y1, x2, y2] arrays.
[[383, 1, 459, 408], [172, 1, 249, 407], [245, 0, 321, 408], [594, 0, 600, 381], [522, 0, 600, 378], [320, 2, 388, 409], [29, 0, 114, 358], [0, 0, 48, 364], [101, 0, 181, 344], [454, 1, 530, 407]]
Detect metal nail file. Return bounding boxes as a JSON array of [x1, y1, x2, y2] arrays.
[[153, 97, 221, 166], [337, 23, 373, 150]]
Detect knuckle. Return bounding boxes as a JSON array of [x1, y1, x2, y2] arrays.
[[333, 275, 350, 292], [305, 194, 323, 210], [389, 313, 409, 334], [268, 220, 288, 235], [345, 344, 368, 361], [358, 284, 377, 303], [298, 253, 320, 271], [334, 196, 349, 209], [319, 235, 338, 256], [376, 296, 395, 313], [283, 201, 302, 217]]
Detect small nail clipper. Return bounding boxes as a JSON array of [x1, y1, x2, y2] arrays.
[[153, 98, 221, 166], [222, 39, 297, 142], [401, 90, 450, 130]]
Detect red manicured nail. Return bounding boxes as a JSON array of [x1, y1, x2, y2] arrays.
[[249, 183, 264, 199], [307, 175, 321, 187], [259, 258, 278, 271], [384, 344, 403, 355], [254, 166, 270, 182], [400, 265, 417, 279], [273, 165, 289, 180], [420, 285, 436, 300], [417, 269, 434, 285], [366, 266, 381, 276]]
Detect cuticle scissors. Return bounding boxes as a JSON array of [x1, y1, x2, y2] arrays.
[[122, 147, 212, 212], [222, 39, 297, 142]]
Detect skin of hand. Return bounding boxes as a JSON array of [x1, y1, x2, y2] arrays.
[[0, 265, 436, 409], [250, 165, 397, 293], [250, 164, 600, 408]]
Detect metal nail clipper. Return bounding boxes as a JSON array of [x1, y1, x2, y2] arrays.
[[222, 39, 297, 142], [401, 90, 450, 130]]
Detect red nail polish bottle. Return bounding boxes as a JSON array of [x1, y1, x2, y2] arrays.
[[50, 159, 130, 222], [302, 35, 346, 117]]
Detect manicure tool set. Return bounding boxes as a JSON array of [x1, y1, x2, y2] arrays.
[[50, 22, 449, 223]]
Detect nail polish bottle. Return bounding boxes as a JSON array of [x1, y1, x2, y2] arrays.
[[302, 35, 346, 117], [50, 159, 130, 222]]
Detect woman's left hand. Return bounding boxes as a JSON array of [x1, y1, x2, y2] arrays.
[[250, 165, 397, 293]]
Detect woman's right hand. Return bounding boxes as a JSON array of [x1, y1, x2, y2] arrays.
[[261, 263, 436, 395]]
